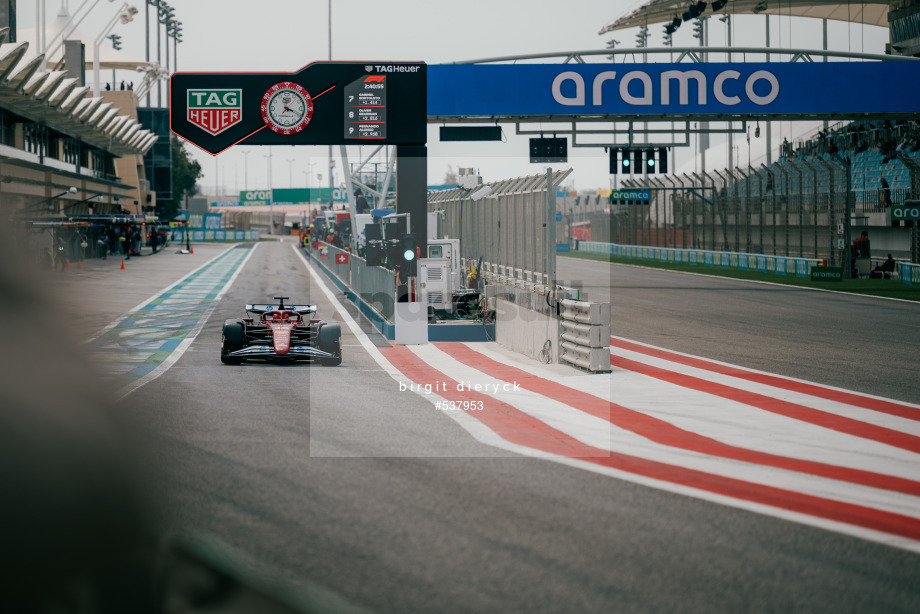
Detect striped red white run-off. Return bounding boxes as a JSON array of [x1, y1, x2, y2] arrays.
[[379, 339, 920, 552]]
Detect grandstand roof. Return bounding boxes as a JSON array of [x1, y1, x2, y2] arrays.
[[0, 27, 155, 157], [599, 1, 890, 34]]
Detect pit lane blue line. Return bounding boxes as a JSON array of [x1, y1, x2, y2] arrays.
[[87, 244, 257, 396]]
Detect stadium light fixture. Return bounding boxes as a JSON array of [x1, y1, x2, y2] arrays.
[[120, 5, 138, 23], [93, 3, 138, 94]]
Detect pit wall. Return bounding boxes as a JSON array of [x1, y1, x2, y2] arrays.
[[483, 282, 579, 364], [307, 242, 494, 342], [172, 228, 261, 242], [494, 298, 559, 364], [901, 263, 920, 285]]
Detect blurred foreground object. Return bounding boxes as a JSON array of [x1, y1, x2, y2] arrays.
[[0, 228, 363, 613]]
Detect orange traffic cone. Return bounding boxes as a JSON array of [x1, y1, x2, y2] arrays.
[[120, 260, 125, 270], [66, 260, 71, 269], [57, 260, 63, 270], [190, 246, 194, 254], [77, 260, 82, 269]]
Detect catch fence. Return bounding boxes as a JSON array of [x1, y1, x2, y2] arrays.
[[617, 155, 919, 266], [427, 169, 572, 285]]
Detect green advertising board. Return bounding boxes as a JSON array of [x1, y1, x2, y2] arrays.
[[239, 188, 349, 206], [890, 202, 920, 223], [810, 266, 843, 282]]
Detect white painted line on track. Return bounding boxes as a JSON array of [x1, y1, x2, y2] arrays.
[[292, 244, 401, 378], [295, 244, 920, 553], [549, 452, 920, 553], [418, 343, 920, 517], [604, 366, 920, 476], [609, 346, 920, 440], [87, 244, 242, 343], [612, 335, 920, 410], [292, 245, 519, 444], [115, 244, 258, 401]]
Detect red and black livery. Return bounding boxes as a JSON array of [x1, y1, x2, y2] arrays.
[[221, 296, 341, 366]]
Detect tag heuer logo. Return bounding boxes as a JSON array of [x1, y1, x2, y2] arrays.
[[187, 89, 242, 136], [365, 65, 373, 72]]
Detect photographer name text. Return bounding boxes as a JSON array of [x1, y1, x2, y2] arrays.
[[400, 381, 521, 394]]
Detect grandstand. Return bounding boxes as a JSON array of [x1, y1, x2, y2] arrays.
[[600, 1, 920, 267], [621, 121, 920, 265]]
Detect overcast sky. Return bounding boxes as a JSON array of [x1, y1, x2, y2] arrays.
[[20, 0, 889, 196]]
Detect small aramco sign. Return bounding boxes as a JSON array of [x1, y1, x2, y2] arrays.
[[609, 189, 651, 203], [810, 266, 843, 282], [891, 201, 920, 223]]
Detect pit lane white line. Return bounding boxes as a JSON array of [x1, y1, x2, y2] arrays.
[[86, 244, 242, 343], [114, 243, 258, 400]]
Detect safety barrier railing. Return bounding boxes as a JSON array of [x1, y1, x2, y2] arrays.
[[475, 259, 550, 289], [428, 169, 572, 285], [579, 241, 822, 278], [172, 228, 261, 242], [559, 299, 611, 373], [901, 262, 920, 286], [308, 242, 397, 322]]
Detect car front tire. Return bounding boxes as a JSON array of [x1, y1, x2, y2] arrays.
[[318, 322, 342, 366], [221, 319, 245, 365]]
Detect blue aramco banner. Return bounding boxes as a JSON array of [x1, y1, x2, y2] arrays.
[[428, 63, 920, 117]]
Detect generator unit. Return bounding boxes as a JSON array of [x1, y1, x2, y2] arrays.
[[418, 238, 480, 319]]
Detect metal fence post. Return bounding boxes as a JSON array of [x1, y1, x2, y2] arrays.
[[650, 177, 666, 246], [546, 168, 557, 286], [726, 168, 741, 253], [753, 170, 764, 254], [738, 167, 752, 254], [802, 159, 820, 259], [711, 170, 731, 251], [788, 160, 806, 257], [678, 174, 693, 248], [663, 175, 679, 247], [816, 156, 838, 267], [774, 163, 791, 255]]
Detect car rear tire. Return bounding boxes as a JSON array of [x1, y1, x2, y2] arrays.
[[221, 319, 245, 365], [318, 322, 341, 366]]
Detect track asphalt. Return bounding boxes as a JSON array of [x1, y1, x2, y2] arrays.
[[45, 238, 920, 555]]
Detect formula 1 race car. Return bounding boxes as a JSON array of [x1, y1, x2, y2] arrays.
[[220, 296, 341, 366]]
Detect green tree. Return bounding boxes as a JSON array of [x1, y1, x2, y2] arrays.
[[162, 135, 203, 220]]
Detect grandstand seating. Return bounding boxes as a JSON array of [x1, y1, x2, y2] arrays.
[[722, 120, 919, 212]]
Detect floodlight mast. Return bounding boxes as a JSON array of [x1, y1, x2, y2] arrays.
[[43, 0, 119, 71], [93, 3, 138, 96]]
